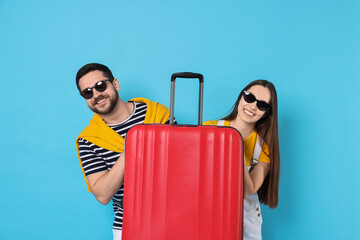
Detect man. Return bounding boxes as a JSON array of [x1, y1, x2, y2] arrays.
[[75, 63, 172, 240]]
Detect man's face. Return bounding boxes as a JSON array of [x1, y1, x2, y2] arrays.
[[78, 70, 119, 115]]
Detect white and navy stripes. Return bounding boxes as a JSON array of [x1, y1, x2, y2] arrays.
[[78, 102, 145, 230], [78, 101, 172, 230]]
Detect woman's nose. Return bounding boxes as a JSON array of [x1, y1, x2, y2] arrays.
[[250, 102, 257, 110]]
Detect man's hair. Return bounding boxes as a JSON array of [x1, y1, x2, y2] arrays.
[[76, 63, 114, 91]]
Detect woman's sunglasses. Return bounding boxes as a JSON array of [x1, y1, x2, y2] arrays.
[[80, 79, 113, 99], [243, 91, 271, 111]]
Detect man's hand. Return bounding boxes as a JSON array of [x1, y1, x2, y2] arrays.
[[86, 153, 125, 205]]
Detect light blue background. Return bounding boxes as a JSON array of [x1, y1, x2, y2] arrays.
[[1, 0, 359, 239]]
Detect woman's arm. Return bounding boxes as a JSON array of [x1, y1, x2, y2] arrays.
[[243, 161, 270, 198]]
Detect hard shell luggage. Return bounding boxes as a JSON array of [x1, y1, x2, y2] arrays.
[[122, 73, 244, 240]]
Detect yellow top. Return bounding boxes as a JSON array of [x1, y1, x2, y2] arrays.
[[76, 97, 171, 191], [203, 120, 270, 167]]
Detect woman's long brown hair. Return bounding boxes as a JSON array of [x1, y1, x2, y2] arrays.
[[223, 79, 280, 208]]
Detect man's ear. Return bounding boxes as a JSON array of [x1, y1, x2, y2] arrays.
[[113, 78, 120, 91]]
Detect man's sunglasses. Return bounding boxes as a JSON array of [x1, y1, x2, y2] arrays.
[[80, 79, 114, 99], [243, 91, 271, 111]]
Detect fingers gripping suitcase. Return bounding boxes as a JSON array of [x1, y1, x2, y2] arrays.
[[123, 73, 244, 240]]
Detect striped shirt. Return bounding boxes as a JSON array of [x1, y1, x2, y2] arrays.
[[78, 101, 171, 230]]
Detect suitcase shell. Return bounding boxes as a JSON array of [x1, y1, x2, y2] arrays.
[[123, 124, 243, 240]]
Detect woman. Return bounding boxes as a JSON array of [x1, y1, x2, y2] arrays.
[[203, 79, 280, 239]]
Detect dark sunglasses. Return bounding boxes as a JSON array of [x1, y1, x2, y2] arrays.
[[243, 91, 271, 111], [80, 79, 113, 99]]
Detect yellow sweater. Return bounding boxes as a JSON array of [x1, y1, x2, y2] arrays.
[[203, 120, 270, 167], [76, 97, 171, 191]]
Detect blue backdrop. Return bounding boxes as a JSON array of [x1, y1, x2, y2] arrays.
[[1, 0, 359, 239]]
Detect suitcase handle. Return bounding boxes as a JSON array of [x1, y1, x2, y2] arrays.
[[170, 72, 204, 125]]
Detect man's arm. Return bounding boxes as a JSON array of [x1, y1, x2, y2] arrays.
[[86, 153, 125, 205]]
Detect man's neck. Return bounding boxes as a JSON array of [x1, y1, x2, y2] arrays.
[[100, 100, 134, 125]]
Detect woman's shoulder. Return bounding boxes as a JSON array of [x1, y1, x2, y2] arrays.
[[202, 120, 219, 126], [202, 120, 230, 126], [253, 131, 270, 156]]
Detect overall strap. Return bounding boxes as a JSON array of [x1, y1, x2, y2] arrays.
[[253, 136, 262, 161], [249, 136, 262, 171], [217, 120, 225, 126]]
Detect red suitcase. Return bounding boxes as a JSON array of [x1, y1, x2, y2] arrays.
[[123, 73, 244, 240]]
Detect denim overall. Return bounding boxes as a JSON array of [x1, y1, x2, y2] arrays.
[[217, 120, 262, 240], [243, 136, 262, 240]]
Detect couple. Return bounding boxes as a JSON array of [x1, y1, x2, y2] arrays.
[[75, 63, 280, 240]]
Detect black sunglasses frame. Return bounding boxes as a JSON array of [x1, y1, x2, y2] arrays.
[[80, 79, 114, 99], [242, 91, 271, 111]]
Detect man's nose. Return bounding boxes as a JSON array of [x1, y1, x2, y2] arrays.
[[92, 88, 102, 99]]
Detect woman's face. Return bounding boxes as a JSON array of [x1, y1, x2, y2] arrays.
[[237, 85, 271, 126]]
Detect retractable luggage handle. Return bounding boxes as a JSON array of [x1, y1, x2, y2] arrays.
[[170, 72, 204, 125]]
